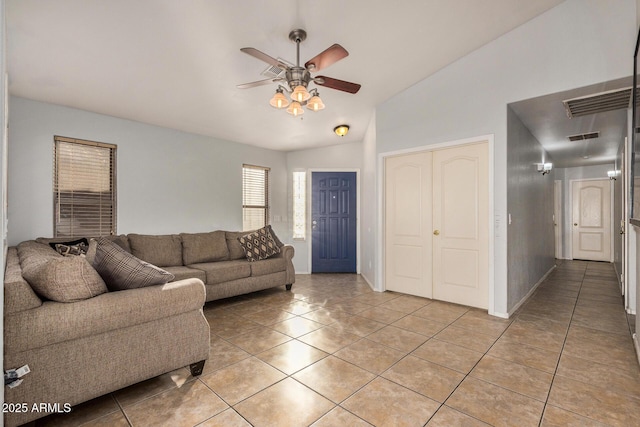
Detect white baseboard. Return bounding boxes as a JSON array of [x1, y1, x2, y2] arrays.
[[505, 264, 557, 319], [634, 333, 640, 367], [361, 273, 374, 290], [489, 310, 509, 319]]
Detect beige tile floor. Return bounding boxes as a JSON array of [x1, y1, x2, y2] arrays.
[[31, 260, 640, 427]]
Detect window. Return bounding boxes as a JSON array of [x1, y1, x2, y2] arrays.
[[242, 164, 269, 230], [53, 136, 117, 237], [292, 171, 306, 239]]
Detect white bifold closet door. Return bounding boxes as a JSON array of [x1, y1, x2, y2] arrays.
[[385, 141, 489, 309]]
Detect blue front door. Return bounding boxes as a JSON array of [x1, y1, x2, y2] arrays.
[[311, 172, 357, 273]]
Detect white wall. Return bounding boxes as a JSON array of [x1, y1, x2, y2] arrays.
[[360, 114, 377, 289], [8, 97, 289, 245], [285, 141, 364, 274], [375, 0, 635, 315]]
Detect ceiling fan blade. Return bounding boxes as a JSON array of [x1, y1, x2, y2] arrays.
[[236, 78, 278, 89], [240, 47, 287, 70], [305, 44, 348, 71], [314, 76, 361, 94]]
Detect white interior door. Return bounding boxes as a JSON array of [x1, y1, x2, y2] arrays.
[[432, 142, 489, 309], [384, 152, 433, 298], [554, 180, 563, 259], [571, 179, 612, 262]]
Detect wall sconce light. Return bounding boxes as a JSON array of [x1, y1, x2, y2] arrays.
[[607, 170, 619, 180], [537, 163, 552, 175]]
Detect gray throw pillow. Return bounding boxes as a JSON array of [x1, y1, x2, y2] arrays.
[[22, 256, 107, 302], [90, 238, 175, 291], [238, 226, 281, 262]]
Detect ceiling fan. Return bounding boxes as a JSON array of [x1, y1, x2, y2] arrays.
[[237, 29, 361, 116]]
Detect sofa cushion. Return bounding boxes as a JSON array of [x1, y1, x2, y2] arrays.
[[91, 238, 175, 291], [128, 234, 183, 267], [238, 226, 281, 262], [163, 265, 207, 283], [4, 247, 42, 314], [22, 253, 108, 303], [249, 256, 287, 276], [225, 231, 249, 260], [104, 234, 132, 253], [187, 260, 251, 285], [180, 231, 228, 265]]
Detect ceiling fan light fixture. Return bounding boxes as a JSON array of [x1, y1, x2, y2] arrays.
[[334, 124, 349, 137], [287, 101, 305, 116], [307, 94, 325, 111], [291, 85, 311, 102], [269, 88, 290, 109]]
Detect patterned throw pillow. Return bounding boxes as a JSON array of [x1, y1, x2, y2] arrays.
[[238, 226, 281, 262], [90, 238, 175, 291], [49, 238, 89, 256]]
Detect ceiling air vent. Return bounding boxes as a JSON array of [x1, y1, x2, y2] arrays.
[[563, 87, 632, 118], [261, 58, 293, 79], [567, 131, 600, 142]]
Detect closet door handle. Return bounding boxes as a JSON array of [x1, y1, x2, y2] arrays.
[[433, 230, 440, 236]]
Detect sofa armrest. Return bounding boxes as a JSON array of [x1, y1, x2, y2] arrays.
[[5, 278, 206, 354], [274, 244, 294, 261], [274, 245, 295, 284]]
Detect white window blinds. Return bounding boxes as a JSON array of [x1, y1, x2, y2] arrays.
[[54, 136, 117, 237], [242, 164, 269, 231]]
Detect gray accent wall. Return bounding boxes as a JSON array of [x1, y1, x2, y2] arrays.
[[506, 106, 555, 310], [7, 97, 289, 246]]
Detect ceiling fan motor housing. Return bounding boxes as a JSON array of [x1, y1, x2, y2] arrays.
[[286, 67, 311, 90]]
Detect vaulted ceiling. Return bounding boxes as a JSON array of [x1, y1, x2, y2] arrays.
[[7, 0, 565, 151]]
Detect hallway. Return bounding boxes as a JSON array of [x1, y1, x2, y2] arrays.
[[508, 259, 639, 425]]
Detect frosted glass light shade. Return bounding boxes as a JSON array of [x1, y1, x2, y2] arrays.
[[306, 95, 325, 111], [269, 90, 290, 109], [334, 125, 349, 136], [291, 85, 311, 102], [287, 101, 305, 116]]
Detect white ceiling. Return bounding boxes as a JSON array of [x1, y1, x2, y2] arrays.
[[7, 0, 565, 151]]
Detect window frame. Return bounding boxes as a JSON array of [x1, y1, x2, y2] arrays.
[[53, 135, 117, 238], [292, 170, 306, 240], [242, 164, 270, 231]]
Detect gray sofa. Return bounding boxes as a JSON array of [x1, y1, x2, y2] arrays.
[[121, 230, 296, 301], [3, 229, 295, 426]]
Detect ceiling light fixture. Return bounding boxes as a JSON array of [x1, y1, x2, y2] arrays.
[[334, 125, 350, 137], [271, 86, 324, 115], [239, 29, 361, 117]]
